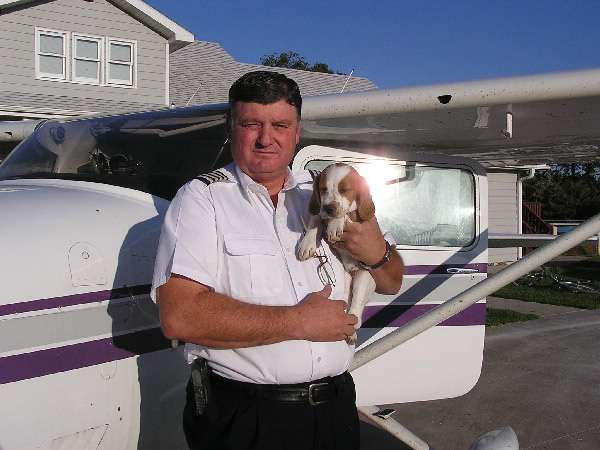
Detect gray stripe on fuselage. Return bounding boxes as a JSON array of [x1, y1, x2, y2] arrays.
[[0, 295, 159, 355]]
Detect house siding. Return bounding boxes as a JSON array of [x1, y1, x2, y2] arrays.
[[488, 172, 519, 263], [0, 0, 168, 116]]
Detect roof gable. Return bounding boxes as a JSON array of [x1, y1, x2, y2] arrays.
[[0, 0, 194, 48]]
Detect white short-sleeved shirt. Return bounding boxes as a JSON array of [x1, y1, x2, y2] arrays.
[[151, 162, 353, 384]]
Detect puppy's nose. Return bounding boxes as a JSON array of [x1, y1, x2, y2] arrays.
[[323, 205, 335, 215]]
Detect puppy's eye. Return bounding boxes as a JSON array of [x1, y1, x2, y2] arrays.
[[339, 188, 352, 194]]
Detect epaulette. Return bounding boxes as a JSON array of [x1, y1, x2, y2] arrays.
[[308, 169, 321, 180], [195, 169, 230, 185]]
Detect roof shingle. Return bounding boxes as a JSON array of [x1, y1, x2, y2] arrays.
[[170, 41, 377, 107]]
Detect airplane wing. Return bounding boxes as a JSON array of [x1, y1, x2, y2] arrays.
[[300, 68, 600, 167]]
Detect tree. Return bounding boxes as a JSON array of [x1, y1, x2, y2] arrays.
[[260, 51, 335, 74], [523, 163, 600, 220]]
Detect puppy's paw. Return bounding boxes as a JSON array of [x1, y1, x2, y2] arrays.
[[297, 237, 318, 261], [327, 231, 340, 243], [326, 218, 345, 243]]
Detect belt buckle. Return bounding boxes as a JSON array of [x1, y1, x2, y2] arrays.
[[308, 382, 328, 406]]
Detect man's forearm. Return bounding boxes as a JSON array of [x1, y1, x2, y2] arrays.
[[160, 288, 302, 349]]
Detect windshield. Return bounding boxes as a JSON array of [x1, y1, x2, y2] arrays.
[[0, 105, 231, 200]]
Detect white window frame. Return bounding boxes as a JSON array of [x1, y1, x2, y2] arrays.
[[35, 28, 68, 80], [106, 38, 136, 88], [34, 30, 138, 89], [71, 33, 103, 85]]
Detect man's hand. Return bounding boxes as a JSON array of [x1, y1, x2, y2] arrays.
[[334, 217, 387, 266], [293, 285, 358, 342]]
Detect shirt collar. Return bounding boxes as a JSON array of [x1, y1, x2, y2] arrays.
[[231, 163, 299, 194]]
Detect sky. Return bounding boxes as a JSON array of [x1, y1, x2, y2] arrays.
[[145, 0, 600, 89]]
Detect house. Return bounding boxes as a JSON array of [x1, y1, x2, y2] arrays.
[[0, 0, 376, 119], [0, 0, 525, 265], [0, 0, 195, 120]]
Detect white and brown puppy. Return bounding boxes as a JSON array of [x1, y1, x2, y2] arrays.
[[298, 163, 377, 344]]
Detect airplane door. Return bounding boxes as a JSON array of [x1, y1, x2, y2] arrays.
[[292, 145, 488, 405]]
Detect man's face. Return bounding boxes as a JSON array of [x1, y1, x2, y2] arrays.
[[229, 99, 300, 185]]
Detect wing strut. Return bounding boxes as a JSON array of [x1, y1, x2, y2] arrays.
[[351, 211, 600, 449]]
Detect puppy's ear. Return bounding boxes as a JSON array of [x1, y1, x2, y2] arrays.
[[356, 175, 375, 221], [309, 172, 321, 215]]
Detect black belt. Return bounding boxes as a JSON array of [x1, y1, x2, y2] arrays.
[[210, 371, 350, 406]]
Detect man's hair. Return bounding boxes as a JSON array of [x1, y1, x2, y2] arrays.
[[228, 71, 302, 118]]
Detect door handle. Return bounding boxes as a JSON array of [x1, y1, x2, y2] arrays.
[[446, 267, 479, 274]]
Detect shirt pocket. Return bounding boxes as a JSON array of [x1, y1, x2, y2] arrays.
[[223, 234, 284, 301]]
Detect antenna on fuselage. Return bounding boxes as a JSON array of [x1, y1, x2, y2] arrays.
[[340, 69, 354, 94], [186, 83, 203, 106]]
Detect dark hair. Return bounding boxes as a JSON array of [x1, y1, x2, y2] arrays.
[[228, 71, 302, 118]]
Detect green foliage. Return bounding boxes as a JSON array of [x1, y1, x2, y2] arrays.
[[523, 163, 600, 220], [260, 51, 337, 74], [310, 62, 335, 74]]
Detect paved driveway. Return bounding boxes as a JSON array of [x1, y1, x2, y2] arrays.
[[360, 307, 600, 450]]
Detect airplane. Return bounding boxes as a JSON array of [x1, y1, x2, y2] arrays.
[[1, 67, 600, 450]]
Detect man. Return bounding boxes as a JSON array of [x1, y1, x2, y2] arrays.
[[152, 71, 404, 450]]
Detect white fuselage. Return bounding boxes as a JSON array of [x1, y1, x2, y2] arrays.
[[0, 179, 188, 450]]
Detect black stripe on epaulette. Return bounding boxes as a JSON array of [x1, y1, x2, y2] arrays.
[[195, 169, 229, 185], [308, 169, 321, 180]]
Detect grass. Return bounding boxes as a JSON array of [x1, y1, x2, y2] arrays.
[[557, 258, 600, 282], [493, 283, 600, 309], [492, 260, 600, 309], [486, 259, 600, 325], [486, 308, 538, 327]]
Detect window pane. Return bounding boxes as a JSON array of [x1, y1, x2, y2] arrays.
[[40, 34, 64, 55], [39, 55, 64, 76], [305, 160, 475, 247], [110, 43, 131, 62], [109, 62, 131, 83], [76, 39, 99, 59], [75, 59, 99, 80]]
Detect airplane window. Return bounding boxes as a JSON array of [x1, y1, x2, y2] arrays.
[[305, 159, 475, 248], [0, 107, 231, 200]]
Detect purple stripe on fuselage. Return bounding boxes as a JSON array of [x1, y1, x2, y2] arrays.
[[0, 302, 485, 384], [363, 303, 485, 328], [0, 327, 171, 385], [0, 337, 133, 385], [0, 285, 151, 317]]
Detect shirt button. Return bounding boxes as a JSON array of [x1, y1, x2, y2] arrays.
[[297, 281, 303, 286], [317, 357, 322, 363]]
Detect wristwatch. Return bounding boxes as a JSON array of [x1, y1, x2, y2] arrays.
[[360, 240, 393, 270]]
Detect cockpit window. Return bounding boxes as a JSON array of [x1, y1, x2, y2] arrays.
[[0, 106, 231, 200], [306, 159, 476, 248]]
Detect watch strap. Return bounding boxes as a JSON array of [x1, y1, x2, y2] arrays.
[[361, 240, 392, 270]]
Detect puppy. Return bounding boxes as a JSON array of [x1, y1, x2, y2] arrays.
[[298, 163, 377, 344]]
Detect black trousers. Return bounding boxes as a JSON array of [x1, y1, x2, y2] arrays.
[[183, 371, 360, 450]]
